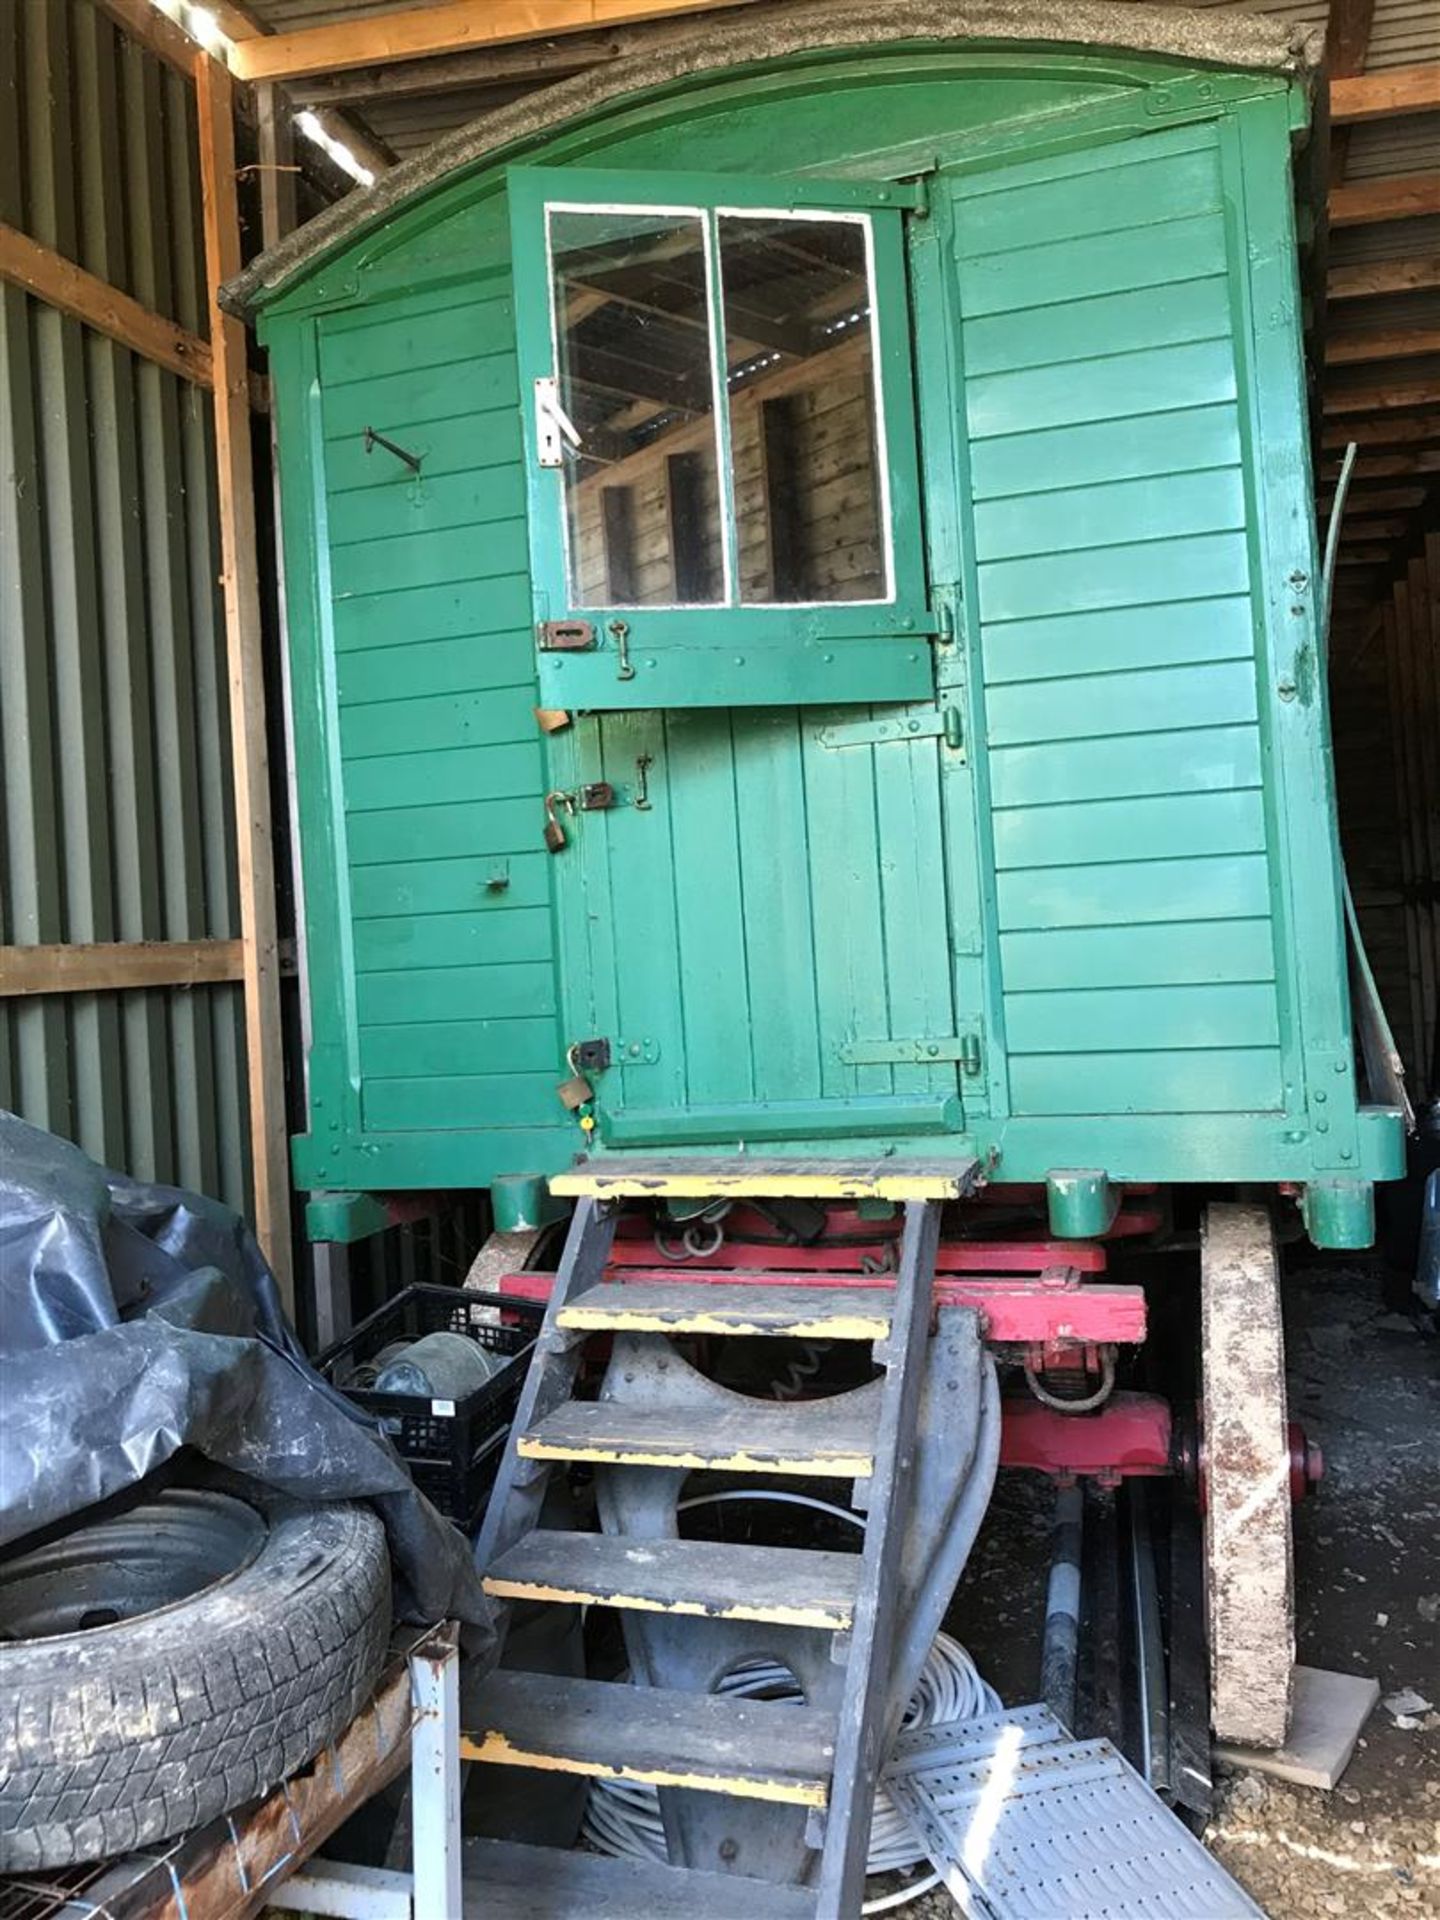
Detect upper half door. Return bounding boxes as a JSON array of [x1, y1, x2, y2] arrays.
[[509, 167, 936, 708]]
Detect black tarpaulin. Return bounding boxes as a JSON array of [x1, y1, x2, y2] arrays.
[[0, 1111, 495, 1649]]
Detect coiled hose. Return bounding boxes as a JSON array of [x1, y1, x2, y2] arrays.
[[581, 1491, 1000, 1912]]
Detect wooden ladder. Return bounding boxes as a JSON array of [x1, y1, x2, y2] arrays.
[[467, 1178, 947, 1919]]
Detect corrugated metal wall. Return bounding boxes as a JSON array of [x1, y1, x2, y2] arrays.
[[0, 0, 250, 1211]]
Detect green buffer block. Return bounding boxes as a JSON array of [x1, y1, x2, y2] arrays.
[[1046, 1171, 1122, 1241]]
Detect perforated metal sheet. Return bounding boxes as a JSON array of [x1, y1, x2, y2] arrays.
[[884, 1706, 1263, 1919]]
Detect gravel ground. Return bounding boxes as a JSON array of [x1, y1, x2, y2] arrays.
[[1205, 1257, 1439, 1918], [872, 1249, 1438, 1919]]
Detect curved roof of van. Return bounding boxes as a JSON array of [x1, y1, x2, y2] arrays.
[[221, 0, 1322, 319]]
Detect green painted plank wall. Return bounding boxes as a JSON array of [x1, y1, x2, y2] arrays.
[[955, 121, 1284, 1117], [315, 274, 567, 1136]]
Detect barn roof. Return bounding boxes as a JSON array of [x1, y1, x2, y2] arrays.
[[221, 0, 1322, 317]]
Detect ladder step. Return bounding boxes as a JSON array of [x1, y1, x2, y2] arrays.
[[484, 1530, 861, 1628], [462, 1836, 818, 1918], [460, 1671, 836, 1806], [560, 1280, 893, 1339], [519, 1399, 876, 1478]]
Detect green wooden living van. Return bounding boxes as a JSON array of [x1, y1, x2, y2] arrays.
[[230, 0, 1404, 1249]]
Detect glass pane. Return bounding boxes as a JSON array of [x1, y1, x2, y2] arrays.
[[549, 207, 726, 607], [719, 214, 889, 605]]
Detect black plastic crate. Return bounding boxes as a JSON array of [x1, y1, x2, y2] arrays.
[[316, 1283, 543, 1529]]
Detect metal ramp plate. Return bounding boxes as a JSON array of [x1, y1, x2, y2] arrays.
[[884, 1705, 1263, 1919]]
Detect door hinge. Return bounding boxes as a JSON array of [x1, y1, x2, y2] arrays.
[[817, 706, 964, 756], [840, 1034, 982, 1071]]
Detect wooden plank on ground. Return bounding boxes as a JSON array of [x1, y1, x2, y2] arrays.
[[195, 54, 293, 1308], [0, 223, 212, 386], [0, 940, 244, 996]]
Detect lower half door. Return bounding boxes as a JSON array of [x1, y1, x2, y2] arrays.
[[553, 703, 966, 1147]]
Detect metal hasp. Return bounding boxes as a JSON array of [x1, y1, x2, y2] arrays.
[[471, 1177, 1001, 1916], [883, 1703, 1263, 1917]]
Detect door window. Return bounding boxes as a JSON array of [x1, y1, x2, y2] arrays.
[[511, 168, 932, 708]]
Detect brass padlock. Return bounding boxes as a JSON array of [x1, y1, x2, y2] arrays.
[[543, 791, 571, 852], [557, 1072, 594, 1111]]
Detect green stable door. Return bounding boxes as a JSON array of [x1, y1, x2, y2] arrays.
[[512, 168, 981, 1148]]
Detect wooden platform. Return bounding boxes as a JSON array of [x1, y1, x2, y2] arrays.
[[549, 1154, 981, 1202]]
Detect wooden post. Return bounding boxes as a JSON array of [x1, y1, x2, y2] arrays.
[[194, 52, 293, 1308]]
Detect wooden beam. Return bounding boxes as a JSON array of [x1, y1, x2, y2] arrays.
[[1331, 63, 1440, 124], [0, 941, 244, 997], [1319, 486, 1428, 513], [1329, 174, 1440, 226], [206, 0, 396, 178], [0, 222, 213, 386], [1326, 325, 1440, 365], [1324, 0, 1374, 180], [195, 52, 294, 1308], [1345, 516, 1411, 539], [1325, 0, 1376, 76], [229, 0, 758, 84], [1321, 450, 1440, 477], [1321, 412, 1440, 448], [1324, 373, 1440, 414], [1329, 254, 1440, 300]]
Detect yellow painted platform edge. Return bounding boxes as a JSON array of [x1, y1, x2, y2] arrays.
[[458, 1734, 828, 1807], [481, 1574, 852, 1630], [549, 1169, 966, 1200], [555, 1305, 891, 1339], [517, 1437, 873, 1477]]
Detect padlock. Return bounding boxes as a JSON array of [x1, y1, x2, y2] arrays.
[[557, 1073, 594, 1111], [543, 791, 570, 852]]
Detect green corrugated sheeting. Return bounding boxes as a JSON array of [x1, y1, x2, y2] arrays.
[[0, 0, 248, 1211]]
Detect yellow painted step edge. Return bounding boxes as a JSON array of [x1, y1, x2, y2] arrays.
[[457, 1733, 828, 1808], [555, 1303, 891, 1339], [516, 1436, 874, 1478], [481, 1573, 853, 1631]]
